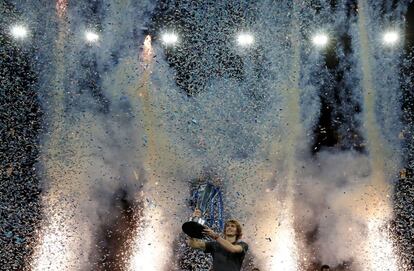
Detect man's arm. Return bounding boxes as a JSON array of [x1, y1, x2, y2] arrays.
[[215, 237, 244, 253], [203, 228, 244, 254], [186, 238, 206, 250]]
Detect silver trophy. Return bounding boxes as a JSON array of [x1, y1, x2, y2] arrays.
[[182, 183, 218, 238]]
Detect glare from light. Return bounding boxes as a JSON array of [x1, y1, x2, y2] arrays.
[[10, 25, 28, 39], [312, 34, 329, 47], [383, 31, 399, 45], [362, 218, 398, 271], [85, 31, 99, 42], [128, 206, 171, 271], [267, 205, 299, 271], [161, 32, 178, 45], [31, 211, 87, 271], [31, 220, 72, 270], [269, 223, 299, 271], [237, 33, 254, 46]]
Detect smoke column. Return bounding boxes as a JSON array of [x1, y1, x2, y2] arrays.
[[354, 0, 400, 269], [127, 35, 189, 271], [31, 1, 91, 270], [250, 2, 303, 270]]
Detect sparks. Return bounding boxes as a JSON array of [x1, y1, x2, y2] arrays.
[[31, 211, 87, 271], [142, 35, 154, 63], [269, 216, 299, 271], [128, 206, 172, 271], [363, 218, 399, 271], [56, 0, 68, 18]]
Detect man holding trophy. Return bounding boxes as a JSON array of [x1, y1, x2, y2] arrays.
[[182, 183, 248, 271]]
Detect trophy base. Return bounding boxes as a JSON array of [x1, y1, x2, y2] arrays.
[[182, 217, 206, 238]]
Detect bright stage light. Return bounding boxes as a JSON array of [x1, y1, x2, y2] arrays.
[[383, 31, 399, 45], [10, 25, 28, 39], [312, 33, 329, 47], [161, 32, 178, 45], [237, 33, 254, 46], [85, 31, 99, 42]]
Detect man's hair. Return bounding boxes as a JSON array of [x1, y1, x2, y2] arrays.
[[224, 219, 243, 240], [321, 265, 330, 270]]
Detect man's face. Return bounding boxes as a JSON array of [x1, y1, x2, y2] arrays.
[[322, 268, 330, 271], [225, 222, 238, 236]]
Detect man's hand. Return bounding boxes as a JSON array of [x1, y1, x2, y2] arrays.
[[186, 238, 195, 247], [186, 237, 206, 250], [202, 227, 220, 240], [193, 208, 202, 217]]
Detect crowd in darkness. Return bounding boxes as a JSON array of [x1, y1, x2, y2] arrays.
[[0, 4, 43, 270]]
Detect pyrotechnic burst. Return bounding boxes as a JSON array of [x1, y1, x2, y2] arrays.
[[127, 205, 172, 271], [56, 0, 67, 19]]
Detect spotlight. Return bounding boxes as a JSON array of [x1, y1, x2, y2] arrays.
[[312, 33, 329, 47], [85, 31, 99, 42], [161, 32, 178, 45], [237, 33, 254, 46], [383, 31, 399, 45], [10, 25, 28, 39]]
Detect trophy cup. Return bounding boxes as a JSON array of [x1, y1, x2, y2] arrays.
[[182, 183, 219, 238]]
